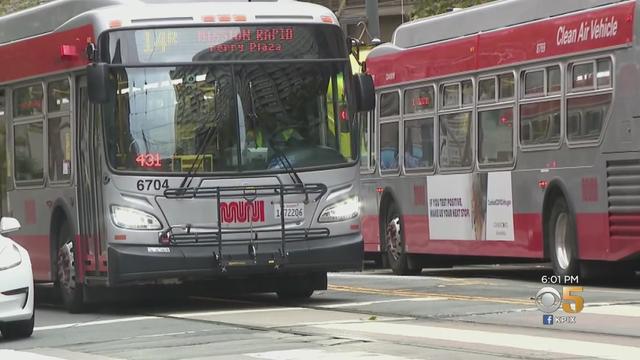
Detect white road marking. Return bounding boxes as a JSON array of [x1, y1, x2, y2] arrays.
[[315, 322, 640, 360], [320, 297, 442, 308], [167, 306, 302, 318], [34, 316, 158, 331], [328, 273, 494, 285], [247, 349, 422, 360], [582, 305, 640, 317], [34, 307, 303, 332], [284, 317, 413, 327], [0, 350, 64, 360], [329, 273, 448, 281]]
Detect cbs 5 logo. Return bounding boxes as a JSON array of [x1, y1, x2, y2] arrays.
[[534, 287, 584, 313]]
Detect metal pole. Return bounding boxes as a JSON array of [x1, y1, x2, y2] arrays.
[[365, 0, 381, 43]]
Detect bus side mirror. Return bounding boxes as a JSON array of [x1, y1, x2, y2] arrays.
[[88, 63, 111, 104], [355, 73, 375, 112]]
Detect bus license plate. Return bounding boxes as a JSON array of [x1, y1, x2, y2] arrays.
[[274, 203, 304, 219]]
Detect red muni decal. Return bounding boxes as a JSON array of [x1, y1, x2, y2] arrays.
[[220, 200, 265, 223]]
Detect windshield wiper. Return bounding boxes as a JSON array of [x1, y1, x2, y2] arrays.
[[178, 124, 218, 192], [271, 145, 309, 204]]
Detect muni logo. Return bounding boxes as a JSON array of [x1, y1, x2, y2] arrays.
[[220, 200, 265, 223]]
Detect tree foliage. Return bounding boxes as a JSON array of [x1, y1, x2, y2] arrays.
[[0, 0, 46, 16], [411, 0, 495, 19]]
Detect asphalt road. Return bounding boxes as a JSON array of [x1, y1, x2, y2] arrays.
[[1, 264, 639, 360]]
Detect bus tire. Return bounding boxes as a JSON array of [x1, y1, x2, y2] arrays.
[[548, 197, 579, 277], [384, 202, 421, 276], [56, 222, 85, 313]]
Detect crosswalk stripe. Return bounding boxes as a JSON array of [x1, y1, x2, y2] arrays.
[[246, 349, 422, 360], [319, 297, 443, 308], [34, 316, 158, 331], [0, 350, 64, 360], [582, 305, 640, 317], [315, 322, 640, 360]]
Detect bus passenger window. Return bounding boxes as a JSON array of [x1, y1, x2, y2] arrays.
[[478, 108, 513, 165], [567, 94, 612, 142], [13, 84, 43, 118], [439, 112, 472, 168], [519, 100, 561, 145], [404, 86, 434, 114], [404, 118, 434, 170], [48, 80, 70, 113], [14, 123, 44, 182], [597, 59, 612, 89], [442, 84, 459, 108], [524, 70, 544, 96], [380, 92, 400, 118], [498, 74, 514, 100], [462, 80, 473, 106], [547, 66, 561, 93], [478, 78, 496, 102], [572, 63, 594, 89], [48, 116, 72, 182], [379, 122, 399, 172]]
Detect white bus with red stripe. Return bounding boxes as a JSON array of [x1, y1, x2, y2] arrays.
[[0, 0, 374, 312], [360, 0, 640, 277]]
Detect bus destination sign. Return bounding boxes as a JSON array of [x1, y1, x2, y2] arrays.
[[141, 27, 296, 56]]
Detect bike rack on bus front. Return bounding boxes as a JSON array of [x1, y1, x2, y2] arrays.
[[158, 183, 329, 272]]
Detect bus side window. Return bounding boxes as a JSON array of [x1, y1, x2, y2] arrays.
[[47, 79, 72, 182], [13, 84, 45, 184], [519, 66, 561, 146], [478, 107, 514, 166], [566, 58, 613, 143]]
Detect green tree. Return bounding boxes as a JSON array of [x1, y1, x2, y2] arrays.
[[411, 0, 495, 19], [0, 0, 47, 16]]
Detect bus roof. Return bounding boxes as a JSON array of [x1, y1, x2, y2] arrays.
[[0, 0, 337, 46], [389, 0, 629, 49]]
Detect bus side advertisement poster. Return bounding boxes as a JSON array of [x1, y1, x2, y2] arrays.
[[427, 172, 515, 241]]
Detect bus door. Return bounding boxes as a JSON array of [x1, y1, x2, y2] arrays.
[[76, 76, 104, 277]]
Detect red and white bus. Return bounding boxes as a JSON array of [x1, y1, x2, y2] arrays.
[[360, 0, 640, 277], [0, 0, 374, 312]]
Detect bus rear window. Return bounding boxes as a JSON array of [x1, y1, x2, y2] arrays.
[[104, 24, 346, 64]]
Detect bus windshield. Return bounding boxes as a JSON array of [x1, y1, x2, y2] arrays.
[[103, 62, 354, 173]]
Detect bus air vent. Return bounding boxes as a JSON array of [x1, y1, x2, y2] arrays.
[[606, 159, 640, 241]]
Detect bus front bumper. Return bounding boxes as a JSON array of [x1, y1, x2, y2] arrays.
[[107, 233, 363, 285]]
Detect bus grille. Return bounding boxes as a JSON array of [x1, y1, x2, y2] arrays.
[[606, 160, 640, 240]]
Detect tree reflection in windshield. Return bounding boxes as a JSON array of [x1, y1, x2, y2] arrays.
[[103, 62, 353, 173]]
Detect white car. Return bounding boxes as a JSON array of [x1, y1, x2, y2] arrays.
[[0, 217, 34, 339]]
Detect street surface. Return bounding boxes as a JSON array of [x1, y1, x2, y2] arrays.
[[1, 264, 639, 359]]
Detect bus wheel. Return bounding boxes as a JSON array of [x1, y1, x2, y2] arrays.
[[385, 203, 421, 275], [549, 198, 579, 277], [56, 222, 85, 313]]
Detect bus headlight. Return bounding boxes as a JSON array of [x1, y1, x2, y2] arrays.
[[110, 206, 162, 230], [0, 244, 22, 271], [318, 196, 359, 223]]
